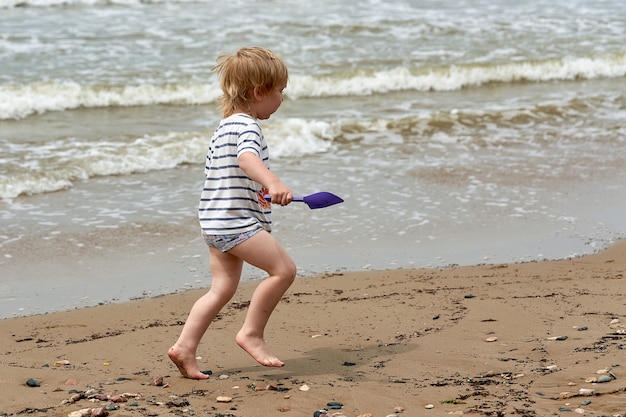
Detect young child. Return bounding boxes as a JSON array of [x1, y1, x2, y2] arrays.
[[168, 47, 296, 380]]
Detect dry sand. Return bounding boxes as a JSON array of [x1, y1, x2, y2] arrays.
[[1, 240, 625, 417]]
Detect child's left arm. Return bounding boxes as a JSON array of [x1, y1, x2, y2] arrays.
[[238, 152, 292, 206]]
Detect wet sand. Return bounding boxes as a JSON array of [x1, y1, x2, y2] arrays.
[[1, 240, 625, 416]]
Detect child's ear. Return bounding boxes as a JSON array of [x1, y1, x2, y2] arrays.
[[252, 85, 263, 102]]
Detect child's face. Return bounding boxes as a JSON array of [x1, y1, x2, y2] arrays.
[[253, 82, 286, 120]]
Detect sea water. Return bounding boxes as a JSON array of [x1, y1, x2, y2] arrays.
[[1, 0, 625, 317]]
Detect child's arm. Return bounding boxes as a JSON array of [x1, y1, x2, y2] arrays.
[[238, 152, 292, 206]]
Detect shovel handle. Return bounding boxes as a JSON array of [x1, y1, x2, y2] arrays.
[[264, 194, 304, 202]]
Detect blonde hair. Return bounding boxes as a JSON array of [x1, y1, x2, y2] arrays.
[[213, 47, 289, 117]]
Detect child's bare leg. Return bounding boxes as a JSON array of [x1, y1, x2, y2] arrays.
[[168, 247, 242, 379], [229, 231, 296, 367]]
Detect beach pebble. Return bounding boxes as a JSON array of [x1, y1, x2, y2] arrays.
[[25, 378, 40, 387], [579, 388, 595, 395], [151, 376, 164, 386], [68, 409, 91, 417], [597, 374, 613, 383], [54, 359, 71, 367], [299, 384, 310, 391], [394, 405, 405, 412], [574, 408, 585, 414], [313, 411, 327, 417], [610, 318, 620, 325], [547, 335, 568, 341], [581, 400, 592, 406], [326, 401, 343, 409], [216, 396, 232, 403], [425, 404, 434, 409], [485, 336, 498, 342], [218, 374, 229, 379], [109, 395, 127, 403], [91, 408, 109, 417]]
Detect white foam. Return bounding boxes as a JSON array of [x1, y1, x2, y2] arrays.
[[0, 81, 221, 120]]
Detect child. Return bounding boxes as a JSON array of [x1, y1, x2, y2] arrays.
[[168, 47, 296, 380]]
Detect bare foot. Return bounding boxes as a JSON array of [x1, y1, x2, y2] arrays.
[[167, 344, 210, 380], [235, 331, 284, 367]]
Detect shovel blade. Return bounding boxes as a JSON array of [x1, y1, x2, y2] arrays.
[[301, 192, 344, 209]]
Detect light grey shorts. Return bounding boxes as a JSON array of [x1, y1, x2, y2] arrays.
[[202, 227, 263, 253]]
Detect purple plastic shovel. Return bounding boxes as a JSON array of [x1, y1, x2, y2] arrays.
[[264, 191, 344, 209]]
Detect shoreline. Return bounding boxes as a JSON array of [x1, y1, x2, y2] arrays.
[[1, 240, 624, 416]]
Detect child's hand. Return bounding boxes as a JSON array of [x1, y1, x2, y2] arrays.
[[267, 182, 292, 206]]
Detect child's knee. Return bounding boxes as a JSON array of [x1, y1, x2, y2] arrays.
[[282, 260, 297, 284]]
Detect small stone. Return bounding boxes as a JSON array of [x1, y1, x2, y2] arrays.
[[218, 374, 229, 379], [609, 318, 620, 325], [26, 378, 40, 387], [577, 327, 588, 331], [313, 411, 327, 417], [151, 376, 164, 386], [68, 409, 91, 417], [393, 405, 405, 412], [342, 361, 356, 366], [579, 388, 595, 395], [485, 336, 498, 342], [109, 395, 127, 403], [216, 396, 232, 403], [299, 384, 310, 391], [425, 404, 434, 409], [597, 374, 613, 383], [547, 335, 568, 341], [356, 414, 372, 417], [54, 360, 71, 367], [91, 408, 109, 417], [581, 400, 591, 406], [574, 408, 585, 414], [464, 294, 475, 299], [327, 401, 343, 409]]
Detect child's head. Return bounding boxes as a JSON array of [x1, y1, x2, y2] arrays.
[[214, 47, 289, 117]]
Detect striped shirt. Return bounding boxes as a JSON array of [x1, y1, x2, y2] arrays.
[[198, 114, 272, 235]]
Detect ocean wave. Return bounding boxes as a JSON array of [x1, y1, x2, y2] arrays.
[[0, 81, 221, 120], [0, 120, 337, 199], [0, 0, 203, 8], [2, 93, 620, 200], [288, 51, 626, 98], [2, 52, 625, 120]]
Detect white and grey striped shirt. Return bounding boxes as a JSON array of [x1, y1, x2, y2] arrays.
[[198, 114, 272, 235]]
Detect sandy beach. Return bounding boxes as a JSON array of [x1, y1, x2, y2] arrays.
[[1, 240, 624, 417]]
